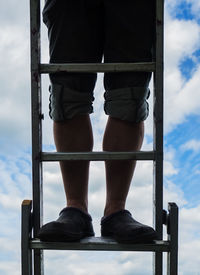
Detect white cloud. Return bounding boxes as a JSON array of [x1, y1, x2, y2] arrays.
[[180, 139, 200, 152], [164, 12, 200, 133], [164, 180, 187, 209], [44, 250, 153, 275], [164, 161, 179, 176], [186, 0, 200, 19], [166, 0, 200, 21], [0, 156, 31, 210], [165, 16, 200, 68], [165, 0, 182, 13], [0, 261, 20, 275], [178, 205, 200, 274], [0, 23, 31, 149], [164, 146, 179, 176]]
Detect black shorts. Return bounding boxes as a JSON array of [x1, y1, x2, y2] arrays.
[[43, 0, 155, 121]]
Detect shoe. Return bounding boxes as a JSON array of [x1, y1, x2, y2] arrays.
[[101, 210, 158, 243], [37, 207, 95, 242]]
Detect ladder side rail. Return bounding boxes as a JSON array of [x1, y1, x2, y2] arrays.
[[21, 200, 33, 275], [30, 0, 44, 274], [30, 0, 43, 239], [167, 203, 179, 275], [153, 0, 164, 274]]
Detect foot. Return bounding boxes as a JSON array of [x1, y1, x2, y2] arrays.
[[37, 207, 95, 242], [101, 210, 158, 243]]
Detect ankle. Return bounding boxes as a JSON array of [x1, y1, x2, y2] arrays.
[[67, 200, 88, 214], [104, 201, 125, 217]]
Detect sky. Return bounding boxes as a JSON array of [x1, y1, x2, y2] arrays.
[[0, 0, 200, 274]]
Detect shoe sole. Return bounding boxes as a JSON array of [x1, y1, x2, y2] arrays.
[[38, 231, 95, 242], [38, 223, 94, 242], [102, 232, 158, 244]]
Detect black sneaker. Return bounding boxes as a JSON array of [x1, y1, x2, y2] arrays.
[[101, 210, 158, 243], [37, 207, 95, 242]]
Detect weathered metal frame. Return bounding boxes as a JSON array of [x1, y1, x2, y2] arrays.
[[167, 203, 179, 275], [42, 151, 155, 161], [40, 62, 155, 73], [22, 0, 179, 274], [21, 200, 33, 275], [30, 0, 44, 274], [31, 239, 170, 252], [153, 0, 165, 274]]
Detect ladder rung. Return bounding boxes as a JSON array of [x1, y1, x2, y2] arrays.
[[30, 237, 170, 252], [41, 151, 155, 161], [40, 62, 156, 74]]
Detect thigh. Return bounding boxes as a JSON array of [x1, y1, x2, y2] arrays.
[[43, 0, 104, 92], [103, 0, 155, 90]]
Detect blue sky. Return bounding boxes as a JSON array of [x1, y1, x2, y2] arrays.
[[0, 0, 200, 274]]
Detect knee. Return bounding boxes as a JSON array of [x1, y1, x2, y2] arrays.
[[104, 87, 150, 123], [49, 83, 94, 121]]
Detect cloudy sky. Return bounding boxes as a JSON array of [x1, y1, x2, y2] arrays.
[[0, 0, 200, 274]]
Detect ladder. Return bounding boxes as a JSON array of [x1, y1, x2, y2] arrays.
[[21, 0, 179, 274]]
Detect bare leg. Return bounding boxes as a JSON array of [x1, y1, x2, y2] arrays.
[[103, 117, 144, 217], [53, 114, 93, 213]]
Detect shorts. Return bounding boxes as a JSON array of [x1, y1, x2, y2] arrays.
[[43, 0, 155, 122]]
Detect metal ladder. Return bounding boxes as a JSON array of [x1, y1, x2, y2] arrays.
[[21, 0, 178, 274]]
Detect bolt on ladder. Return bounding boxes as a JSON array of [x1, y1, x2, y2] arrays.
[[21, 0, 178, 274]]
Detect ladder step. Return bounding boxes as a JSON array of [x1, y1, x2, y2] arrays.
[[41, 151, 155, 161], [30, 237, 169, 252], [40, 62, 156, 74]]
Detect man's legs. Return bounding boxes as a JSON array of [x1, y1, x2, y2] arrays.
[[101, 116, 158, 243], [103, 117, 144, 217], [54, 113, 144, 217], [38, 114, 95, 241], [53, 114, 93, 214], [38, 0, 103, 241], [102, 0, 154, 216], [43, 0, 103, 214]]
